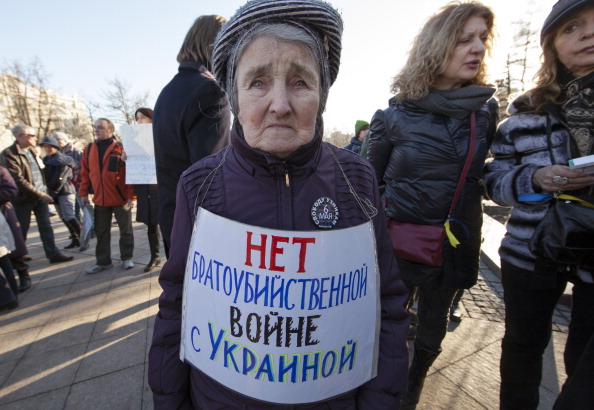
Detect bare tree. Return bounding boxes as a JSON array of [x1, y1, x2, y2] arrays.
[[495, 18, 540, 120], [323, 128, 351, 148], [96, 77, 149, 125], [0, 57, 58, 137], [0, 57, 94, 144]]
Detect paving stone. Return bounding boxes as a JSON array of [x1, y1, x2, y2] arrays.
[[0, 359, 18, 389], [33, 268, 79, 290], [91, 305, 150, 342], [433, 318, 505, 372], [66, 364, 144, 410], [439, 340, 502, 408], [0, 343, 86, 403], [0, 286, 68, 333], [110, 272, 154, 292], [0, 326, 40, 363], [27, 314, 98, 356], [0, 386, 70, 410], [103, 283, 150, 312], [418, 372, 487, 409], [67, 275, 113, 298], [74, 329, 147, 383], [49, 292, 107, 323]]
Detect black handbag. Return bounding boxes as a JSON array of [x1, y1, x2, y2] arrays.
[[529, 193, 594, 269]]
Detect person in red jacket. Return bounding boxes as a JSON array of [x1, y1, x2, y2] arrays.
[[79, 118, 136, 274]]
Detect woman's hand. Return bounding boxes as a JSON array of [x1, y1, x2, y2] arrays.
[[532, 165, 594, 192]]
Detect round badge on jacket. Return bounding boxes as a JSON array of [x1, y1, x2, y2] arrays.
[[311, 197, 339, 229]]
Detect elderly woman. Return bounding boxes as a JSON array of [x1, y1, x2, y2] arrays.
[[367, 2, 498, 408], [484, 0, 594, 408], [148, 0, 409, 408]]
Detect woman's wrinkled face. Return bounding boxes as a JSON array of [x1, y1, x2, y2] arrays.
[[136, 112, 152, 124], [554, 5, 594, 77], [435, 16, 488, 90], [236, 36, 320, 159]]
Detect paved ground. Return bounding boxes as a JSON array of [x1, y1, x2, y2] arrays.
[[0, 211, 572, 409]]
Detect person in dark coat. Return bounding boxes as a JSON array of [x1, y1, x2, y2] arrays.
[[40, 136, 81, 250], [367, 3, 498, 408], [148, 1, 410, 408], [0, 164, 20, 303], [134, 108, 161, 272], [344, 120, 369, 154], [152, 14, 230, 258], [484, 1, 594, 408], [0, 165, 29, 292], [52, 131, 84, 222], [1, 124, 73, 265]]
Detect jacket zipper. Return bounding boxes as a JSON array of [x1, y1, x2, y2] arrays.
[[284, 165, 290, 188]]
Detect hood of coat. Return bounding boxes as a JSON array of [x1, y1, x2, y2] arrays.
[[230, 118, 324, 172], [43, 152, 74, 167]]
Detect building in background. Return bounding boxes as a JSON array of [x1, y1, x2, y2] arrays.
[[0, 73, 93, 150]]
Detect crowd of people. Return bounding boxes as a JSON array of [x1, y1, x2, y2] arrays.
[[1, 0, 593, 408]]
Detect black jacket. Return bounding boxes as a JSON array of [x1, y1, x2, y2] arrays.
[[368, 98, 498, 288], [135, 184, 158, 225], [344, 137, 362, 154], [153, 61, 231, 249], [42, 152, 75, 199]]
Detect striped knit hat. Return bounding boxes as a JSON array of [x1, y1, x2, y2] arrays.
[[212, 0, 343, 109], [541, 0, 593, 44]]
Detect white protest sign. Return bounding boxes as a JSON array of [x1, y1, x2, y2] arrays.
[[181, 208, 380, 404], [119, 123, 157, 184]]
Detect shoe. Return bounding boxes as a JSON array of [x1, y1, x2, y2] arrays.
[[49, 254, 74, 263], [63, 219, 81, 250], [17, 271, 31, 293], [0, 299, 18, 311], [79, 244, 89, 252], [64, 238, 80, 249], [144, 256, 161, 273], [22, 255, 32, 262], [85, 263, 113, 274], [122, 260, 135, 270], [449, 306, 463, 322]]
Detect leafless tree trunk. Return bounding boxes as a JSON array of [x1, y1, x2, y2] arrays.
[[1, 57, 94, 143], [96, 77, 149, 125], [494, 17, 539, 121], [0, 57, 56, 137]]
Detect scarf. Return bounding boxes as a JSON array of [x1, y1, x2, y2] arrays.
[[560, 70, 594, 157], [409, 85, 495, 120]]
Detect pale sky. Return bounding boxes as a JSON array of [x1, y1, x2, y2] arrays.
[[0, 0, 556, 134]]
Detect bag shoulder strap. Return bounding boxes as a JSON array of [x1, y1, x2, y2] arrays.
[[448, 111, 476, 217]]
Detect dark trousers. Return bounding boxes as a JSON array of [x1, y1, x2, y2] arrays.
[[415, 287, 459, 352], [0, 255, 18, 296], [499, 260, 594, 410], [14, 200, 60, 258], [94, 204, 134, 266], [554, 330, 594, 410]]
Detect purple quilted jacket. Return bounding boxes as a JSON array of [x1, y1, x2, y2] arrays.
[[148, 121, 410, 409]]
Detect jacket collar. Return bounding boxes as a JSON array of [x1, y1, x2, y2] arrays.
[[11, 141, 32, 156], [179, 60, 206, 73]]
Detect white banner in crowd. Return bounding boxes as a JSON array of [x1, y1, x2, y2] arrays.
[[119, 123, 157, 184], [180, 208, 380, 404]]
